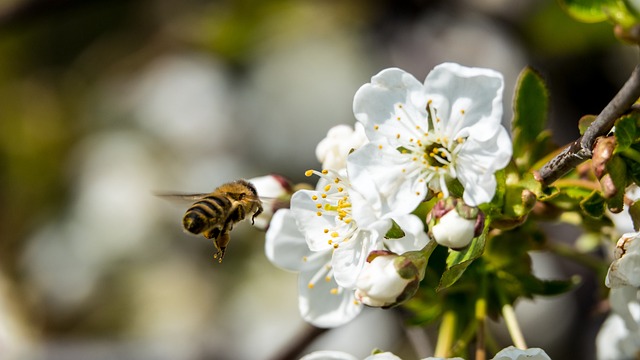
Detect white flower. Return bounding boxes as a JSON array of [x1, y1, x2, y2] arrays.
[[606, 232, 640, 288], [491, 346, 551, 360], [316, 123, 368, 171], [300, 350, 359, 360], [292, 169, 429, 288], [265, 209, 362, 328], [348, 63, 511, 211], [596, 288, 640, 360]]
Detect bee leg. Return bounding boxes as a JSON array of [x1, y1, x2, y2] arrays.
[[213, 232, 230, 263], [202, 227, 221, 240], [251, 205, 264, 225]]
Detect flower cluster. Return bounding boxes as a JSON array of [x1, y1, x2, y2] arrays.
[[265, 63, 512, 327]]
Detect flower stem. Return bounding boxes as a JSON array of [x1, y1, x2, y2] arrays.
[[421, 240, 438, 258], [435, 310, 456, 357], [502, 303, 527, 349], [475, 274, 488, 360], [496, 284, 527, 350]]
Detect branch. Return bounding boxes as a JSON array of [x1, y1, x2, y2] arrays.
[[536, 62, 640, 186], [269, 325, 327, 360]]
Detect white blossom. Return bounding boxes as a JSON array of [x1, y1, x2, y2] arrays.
[[265, 209, 362, 328], [300, 350, 359, 360], [491, 346, 551, 360], [596, 288, 640, 360], [606, 232, 640, 288], [291, 169, 429, 288], [316, 123, 368, 171], [348, 63, 511, 213]]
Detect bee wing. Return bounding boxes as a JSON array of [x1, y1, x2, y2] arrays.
[[154, 192, 211, 203]]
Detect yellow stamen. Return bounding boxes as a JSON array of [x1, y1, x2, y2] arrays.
[[305, 170, 314, 177]]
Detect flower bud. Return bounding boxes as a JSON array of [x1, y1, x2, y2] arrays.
[[427, 198, 484, 250], [248, 174, 294, 230], [606, 231, 640, 288], [592, 136, 616, 179], [354, 250, 426, 308]]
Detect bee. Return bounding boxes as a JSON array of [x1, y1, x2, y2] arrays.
[[159, 179, 263, 263]]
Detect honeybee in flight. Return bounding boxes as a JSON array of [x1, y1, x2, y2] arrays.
[[159, 179, 263, 263]]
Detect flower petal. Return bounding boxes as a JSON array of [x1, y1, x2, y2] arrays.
[[298, 269, 363, 328], [301, 351, 359, 360], [332, 230, 381, 288], [265, 209, 324, 272], [291, 190, 351, 252], [353, 68, 424, 141], [424, 62, 504, 142], [491, 346, 551, 360], [348, 143, 426, 217]]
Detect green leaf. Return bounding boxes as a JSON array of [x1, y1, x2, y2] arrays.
[[557, 0, 617, 23], [580, 190, 606, 218], [512, 67, 549, 171], [629, 200, 640, 231], [437, 223, 490, 291], [578, 115, 597, 135], [519, 274, 580, 296], [614, 114, 637, 153], [384, 219, 406, 239], [604, 155, 627, 213]]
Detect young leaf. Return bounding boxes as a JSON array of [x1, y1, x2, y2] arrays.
[[437, 223, 489, 291], [629, 201, 640, 231], [580, 190, 606, 218], [557, 0, 617, 23], [512, 67, 549, 171], [579, 115, 597, 135], [385, 219, 406, 239], [614, 114, 637, 154], [604, 155, 627, 213]]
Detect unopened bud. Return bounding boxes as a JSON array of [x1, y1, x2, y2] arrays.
[[592, 136, 616, 179], [427, 198, 484, 250], [354, 250, 426, 308]]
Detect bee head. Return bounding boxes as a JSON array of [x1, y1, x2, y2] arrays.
[[236, 179, 258, 197], [183, 213, 206, 234]]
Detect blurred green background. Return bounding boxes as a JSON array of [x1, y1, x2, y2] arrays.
[[0, 0, 631, 359]]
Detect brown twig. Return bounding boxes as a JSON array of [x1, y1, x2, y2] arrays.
[[269, 325, 328, 360], [536, 62, 640, 186]]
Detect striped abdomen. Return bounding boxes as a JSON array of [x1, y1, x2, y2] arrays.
[[182, 194, 233, 237]]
